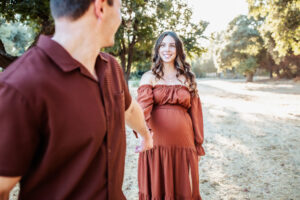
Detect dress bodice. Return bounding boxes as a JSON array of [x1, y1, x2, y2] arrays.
[[152, 84, 191, 109]]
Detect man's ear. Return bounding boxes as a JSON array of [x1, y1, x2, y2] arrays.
[[94, 0, 105, 20]]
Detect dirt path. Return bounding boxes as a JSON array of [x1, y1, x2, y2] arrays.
[[123, 78, 300, 200]]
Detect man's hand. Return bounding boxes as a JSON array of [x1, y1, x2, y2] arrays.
[[135, 132, 153, 153], [0, 176, 20, 200], [125, 99, 154, 152]]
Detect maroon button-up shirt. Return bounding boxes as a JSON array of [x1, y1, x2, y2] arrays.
[[0, 35, 131, 199]]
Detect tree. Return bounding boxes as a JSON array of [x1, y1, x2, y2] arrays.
[[217, 15, 264, 82], [0, 17, 37, 69], [247, 0, 299, 57], [0, 0, 53, 35], [247, 0, 300, 78], [191, 39, 218, 78], [105, 0, 208, 81], [0, 0, 208, 81], [0, 18, 36, 56], [0, 0, 53, 68], [0, 39, 16, 69]]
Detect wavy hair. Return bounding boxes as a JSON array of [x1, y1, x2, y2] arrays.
[[151, 31, 197, 96]]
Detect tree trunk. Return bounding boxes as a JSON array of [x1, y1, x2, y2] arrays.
[[265, 52, 273, 79], [0, 39, 17, 69], [119, 36, 127, 82], [120, 51, 126, 73], [124, 19, 138, 83], [246, 72, 254, 82], [125, 45, 134, 82], [269, 69, 273, 78]]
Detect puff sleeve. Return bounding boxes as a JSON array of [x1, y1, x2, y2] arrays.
[[188, 94, 205, 156], [133, 85, 154, 138]]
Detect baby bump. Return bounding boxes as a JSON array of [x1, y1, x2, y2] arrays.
[[149, 105, 195, 147]]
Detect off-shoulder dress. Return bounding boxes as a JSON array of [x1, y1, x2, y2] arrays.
[[137, 84, 205, 200]]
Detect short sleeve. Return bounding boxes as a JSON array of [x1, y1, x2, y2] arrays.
[[188, 94, 205, 156], [123, 78, 132, 111], [112, 58, 132, 111], [0, 83, 39, 176]]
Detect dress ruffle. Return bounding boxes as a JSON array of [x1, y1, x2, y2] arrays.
[[139, 192, 202, 200], [138, 145, 202, 200]]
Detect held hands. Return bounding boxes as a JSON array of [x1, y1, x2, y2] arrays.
[[135, 131, 153, 153]]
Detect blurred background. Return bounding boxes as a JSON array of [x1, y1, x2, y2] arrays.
[[1, 0, 299, 199], [0, 0, 299, 81]]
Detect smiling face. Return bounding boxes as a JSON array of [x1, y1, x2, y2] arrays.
[[158, 35, 177, 64]]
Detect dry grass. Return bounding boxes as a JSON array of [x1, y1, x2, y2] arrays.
[[123, 78, 300, 200]]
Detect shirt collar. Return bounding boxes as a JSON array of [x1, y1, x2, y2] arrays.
[[36, 35, 108, 73], [99, 52, 108, 63]]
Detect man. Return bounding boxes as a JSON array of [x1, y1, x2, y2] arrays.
[[0, 0, 153, 199]]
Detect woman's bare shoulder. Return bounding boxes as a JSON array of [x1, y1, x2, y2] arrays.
[[140, 70, 155, 86]]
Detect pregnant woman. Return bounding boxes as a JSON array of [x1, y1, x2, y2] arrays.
[[136, 31, 205, 200]]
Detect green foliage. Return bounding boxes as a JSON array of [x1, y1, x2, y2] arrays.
[[246, 0, 300, 78], [191, 53, 217, 78], [0, 17, 36, 56], [0, 0, 53, 34], [191, 65, 205, 78], [237, 57, 257, 74], [217, 15, 263, 76], [104, 0, 157, 80], [154, 0, 208, 58], [105, 0, 208, 80], [0, 0, 53, 67], [247, 0, 300, 58], [0, 0, 207, 80]]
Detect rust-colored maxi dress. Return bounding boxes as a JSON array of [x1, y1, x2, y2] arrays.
[[137, 84, 205, 200]]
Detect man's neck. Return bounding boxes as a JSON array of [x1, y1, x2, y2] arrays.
[[52, 18, 102, 80]]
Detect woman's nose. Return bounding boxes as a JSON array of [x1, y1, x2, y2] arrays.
[[165, 45, 171, 51]]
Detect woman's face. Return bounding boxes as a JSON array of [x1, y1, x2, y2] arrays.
[[158, 35, 177, 64]]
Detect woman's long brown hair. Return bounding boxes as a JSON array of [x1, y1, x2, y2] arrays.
[[151, 31, 197, 96]]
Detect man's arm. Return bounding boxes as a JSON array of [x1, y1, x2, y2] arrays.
[[125, 99, 153, 152], [0, 176, 20, 200]]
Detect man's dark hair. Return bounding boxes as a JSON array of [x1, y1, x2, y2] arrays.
[[50, 0, 114, 20]]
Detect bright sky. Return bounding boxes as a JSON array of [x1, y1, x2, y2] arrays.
[[187, 0, 249, 36]]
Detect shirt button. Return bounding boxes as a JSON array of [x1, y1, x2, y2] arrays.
[[108, 148, 111, 153]]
